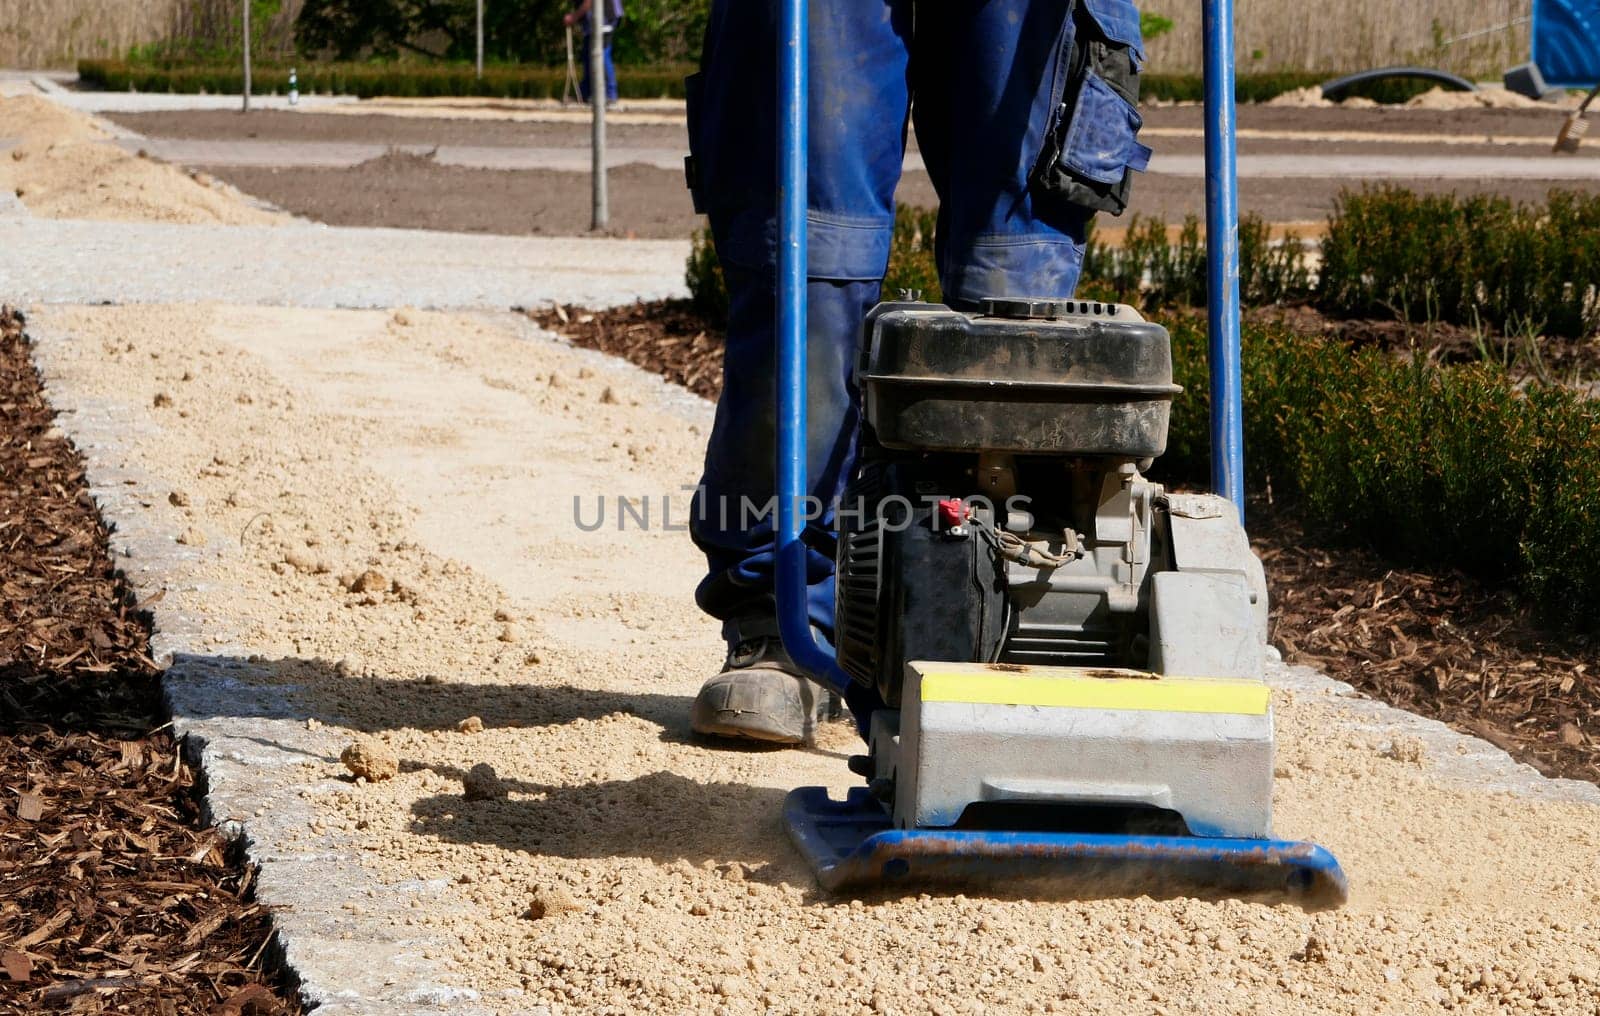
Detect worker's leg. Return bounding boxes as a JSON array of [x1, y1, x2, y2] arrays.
[[603, 37, 618, 103], [686, 0, 910, 742], [912, 0, 1149, 302], [579, 34, 592, 102], [577, 32, 617, 103]]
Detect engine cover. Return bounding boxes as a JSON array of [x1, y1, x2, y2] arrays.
[[862, 299, 1180, 457]]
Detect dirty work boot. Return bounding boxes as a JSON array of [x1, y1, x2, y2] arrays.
[[692, 623, 825, 746]]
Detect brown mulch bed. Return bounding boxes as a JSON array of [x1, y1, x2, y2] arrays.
[[0, 307, 299, 1014], [531, 299, 1600, 785], [1250, 304, 1600, 385], [534, 299, 725, 400], [1253, 507, 1597, 782]]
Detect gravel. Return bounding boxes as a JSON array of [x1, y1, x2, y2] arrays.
[[0, 217, 688, 310]]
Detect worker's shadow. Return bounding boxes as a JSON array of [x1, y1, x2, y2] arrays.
[[406, 770, 806, 879], [169, 652, 694, 735], [169, 652, 816, 877]]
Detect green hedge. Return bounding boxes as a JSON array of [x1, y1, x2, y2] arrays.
[[1080, 213, 1313, 308], [1142, 71, 1325, 104], [685, 203, 1600, 631], [77, 59, 694, 100], [1319, 185, 1600, 339], [1160, 315, 1600, 630], [82, 59, 1413, 107]]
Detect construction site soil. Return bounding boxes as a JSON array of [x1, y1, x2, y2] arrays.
[[532, 299, 1600, 786], [105, 104, 1575, 146], [0, 307, 299, 1014]]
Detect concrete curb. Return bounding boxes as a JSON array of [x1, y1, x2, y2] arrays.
[[27, 320, 503, 1014]]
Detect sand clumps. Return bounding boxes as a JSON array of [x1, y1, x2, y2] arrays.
[[0, 95, 283, 226], [1405, 85, 1546, 110], [461, 762, 508, 800], [340, 738, 399, 782], [1267, 85, 1331, 108], [1264, 83, 1555, 111], [526, 884, 582, 920]]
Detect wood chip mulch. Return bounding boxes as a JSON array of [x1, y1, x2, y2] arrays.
[[532, 299, 1600, 786], [1255, 507, 1598, 782], [533, 300, 725, 400], [0, 306, 300, 1015]]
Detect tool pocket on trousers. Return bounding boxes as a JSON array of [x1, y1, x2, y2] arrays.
[[1033, 0, 1151, 217], [683, 71, 708, 214]]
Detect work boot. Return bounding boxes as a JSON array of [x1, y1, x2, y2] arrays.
[[692, 623, 824, 746]]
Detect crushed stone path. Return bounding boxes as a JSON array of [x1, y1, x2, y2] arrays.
[[26, 300, 1600, 1016], [0, 216, 688, 310]]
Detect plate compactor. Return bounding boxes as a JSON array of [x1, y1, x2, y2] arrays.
[[765, 1, 1347, 906]]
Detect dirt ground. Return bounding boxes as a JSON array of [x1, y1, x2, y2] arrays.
[[210, 152, 700, 238], [175, 159, 1600, 241], [23, 298, 1600, 1014], [101, 104, 1600, 238], [0, 307, 298, 1014], [107, 103, 1578, 147]]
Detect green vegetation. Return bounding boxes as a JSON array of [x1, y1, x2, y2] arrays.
[[1160, 316, 1600, 631], [685, 229, 727, 325], [291, 0, 701, 66], [86, 52, 1410, 108], [1080, 214, 1312, 308], [78, 58, 693, 99], [690, 190, 1600, 340], [1140, 72, 1322, 104], [1139, 13, 1175, 42], [685, 189, 1600, 630], [1320, 186, 1600, 340]]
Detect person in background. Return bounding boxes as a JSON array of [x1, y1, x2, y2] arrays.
[[565, 0, 623, 106]]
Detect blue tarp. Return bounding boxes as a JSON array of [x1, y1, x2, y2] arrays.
[[1534, 0, 1600, 87]]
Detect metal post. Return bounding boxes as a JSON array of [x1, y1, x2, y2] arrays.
[[774, 0, 851, 695], [241, 0, 252, 113], [1203, 0, 1244, 516], [476, 0, 484, 80], [589, 0, 608, 230]]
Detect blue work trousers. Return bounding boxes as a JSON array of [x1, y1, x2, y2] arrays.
[[688, 0, 1149, 652], [579, 31, 618, 104]]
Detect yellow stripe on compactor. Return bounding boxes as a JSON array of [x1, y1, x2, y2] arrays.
[[918, 666, 1270, 716]]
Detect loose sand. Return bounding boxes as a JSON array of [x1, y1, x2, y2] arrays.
[[0, 95, 283, 225], [30, 300, 1600, 1015], [1265, 84, 1572, 112]]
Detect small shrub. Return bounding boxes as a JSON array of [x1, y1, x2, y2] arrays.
[[1318, 185, 1600, 339], [1080, 213, 1312, 308], [685, 227, 728, 326], [883, 205, 941, 304], [1161, 316, 1600, 631]]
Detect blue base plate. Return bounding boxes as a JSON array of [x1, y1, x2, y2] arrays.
[[785, 786, 1348, 907]]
